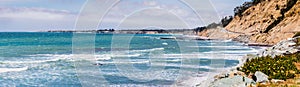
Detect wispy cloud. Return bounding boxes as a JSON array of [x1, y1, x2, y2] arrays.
[[0, 7, 77, 31], [99, 0, 204, 29], [0, 7, 76, 20], [0, 0, 245, 31]]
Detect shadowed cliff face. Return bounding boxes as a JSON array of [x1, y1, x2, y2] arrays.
[[226, 0, 300, 45], [199, 0, 300, 45]]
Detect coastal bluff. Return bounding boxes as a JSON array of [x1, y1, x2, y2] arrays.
[[198, 0, 300, 45]]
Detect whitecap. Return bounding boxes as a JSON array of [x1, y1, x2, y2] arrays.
[[203, 50, 258, 54], [1, 58, 62, 64], [151, 53, 245, 60], [150, 63, 231, 70], [0, 66, 28, 73], [162, 43, 168, 45], [1, 54, 73, 64], [96, 60, 150, 64], [188, 46, 249, 49], [130, 48, 164, 52]]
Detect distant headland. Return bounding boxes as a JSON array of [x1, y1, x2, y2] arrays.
[[46, 29, 196, 35]]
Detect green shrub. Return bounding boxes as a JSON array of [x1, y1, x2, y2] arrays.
[[293, 32, 300, 38], [240, 53, 300, 80], [297, 38, 300, 46]]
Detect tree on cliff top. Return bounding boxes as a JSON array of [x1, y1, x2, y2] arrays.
[[234, 0, 264, 17]]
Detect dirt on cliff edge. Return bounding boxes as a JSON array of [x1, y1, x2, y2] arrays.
[[199, 0, 300, 45]]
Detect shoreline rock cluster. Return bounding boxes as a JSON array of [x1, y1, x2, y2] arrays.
[[258, 37, 300, 57], [201, 37, 300, 87], [208, 71, 269, 87], [195, 0, 300, 86]]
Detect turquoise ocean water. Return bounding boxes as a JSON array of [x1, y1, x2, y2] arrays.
[[0, 32, 259, 86]]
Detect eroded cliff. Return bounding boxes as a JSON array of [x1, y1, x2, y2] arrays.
[[199, 0, 300, 45]]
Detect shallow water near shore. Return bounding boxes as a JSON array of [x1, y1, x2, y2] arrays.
[[0, 32, 261, 86]]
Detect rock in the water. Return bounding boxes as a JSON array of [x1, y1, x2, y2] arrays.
[[254, 71, 269, 83]]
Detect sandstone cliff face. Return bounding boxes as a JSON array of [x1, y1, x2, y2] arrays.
[[197, 27, 240, 40], [200, 0, 300, 45], [227, 0, 300, 45]]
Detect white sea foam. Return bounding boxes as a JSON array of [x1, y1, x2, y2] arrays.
[[162, 43, 168, 45], [164, 59, 182, 62], [0, 45, 260, 86], [1, 46, 254, 65], [203, 50, 258, 54], [96, 60, 150, 64], [188, 46, 249, 49], [151, 53, 245, 60], [2, 58, 60, 64], [0, 66, 28, 73], [100, 48, 164, 60], [151, 63, 231, 70], [94, 54, 112, 60], [1, 54, 73, 64], [0, 53, 143, 64], [94, 53, 142, 61], [130, 48, 164, 52]]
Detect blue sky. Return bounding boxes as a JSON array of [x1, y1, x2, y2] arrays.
[[0, 0, 246, 31]]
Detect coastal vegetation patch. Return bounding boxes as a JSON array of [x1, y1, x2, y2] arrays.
[[240, 52, 300, 80]]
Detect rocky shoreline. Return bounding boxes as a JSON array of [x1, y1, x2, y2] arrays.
[[197, 36, 300, 87], [190, 0, 300, 86]]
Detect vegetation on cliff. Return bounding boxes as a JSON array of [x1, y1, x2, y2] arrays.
[[193, 15, 233, 33], [234, 0, 264, 17], [240, 53, 300, 80], [193, 22, 222, 33], [263, 0, 298, 33]]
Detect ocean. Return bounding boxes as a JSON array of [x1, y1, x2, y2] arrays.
[[0, 32, 259, 86]]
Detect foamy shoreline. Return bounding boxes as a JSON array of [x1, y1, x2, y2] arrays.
[[180, 35, 269, 87], [193, 36, 300, 86]]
